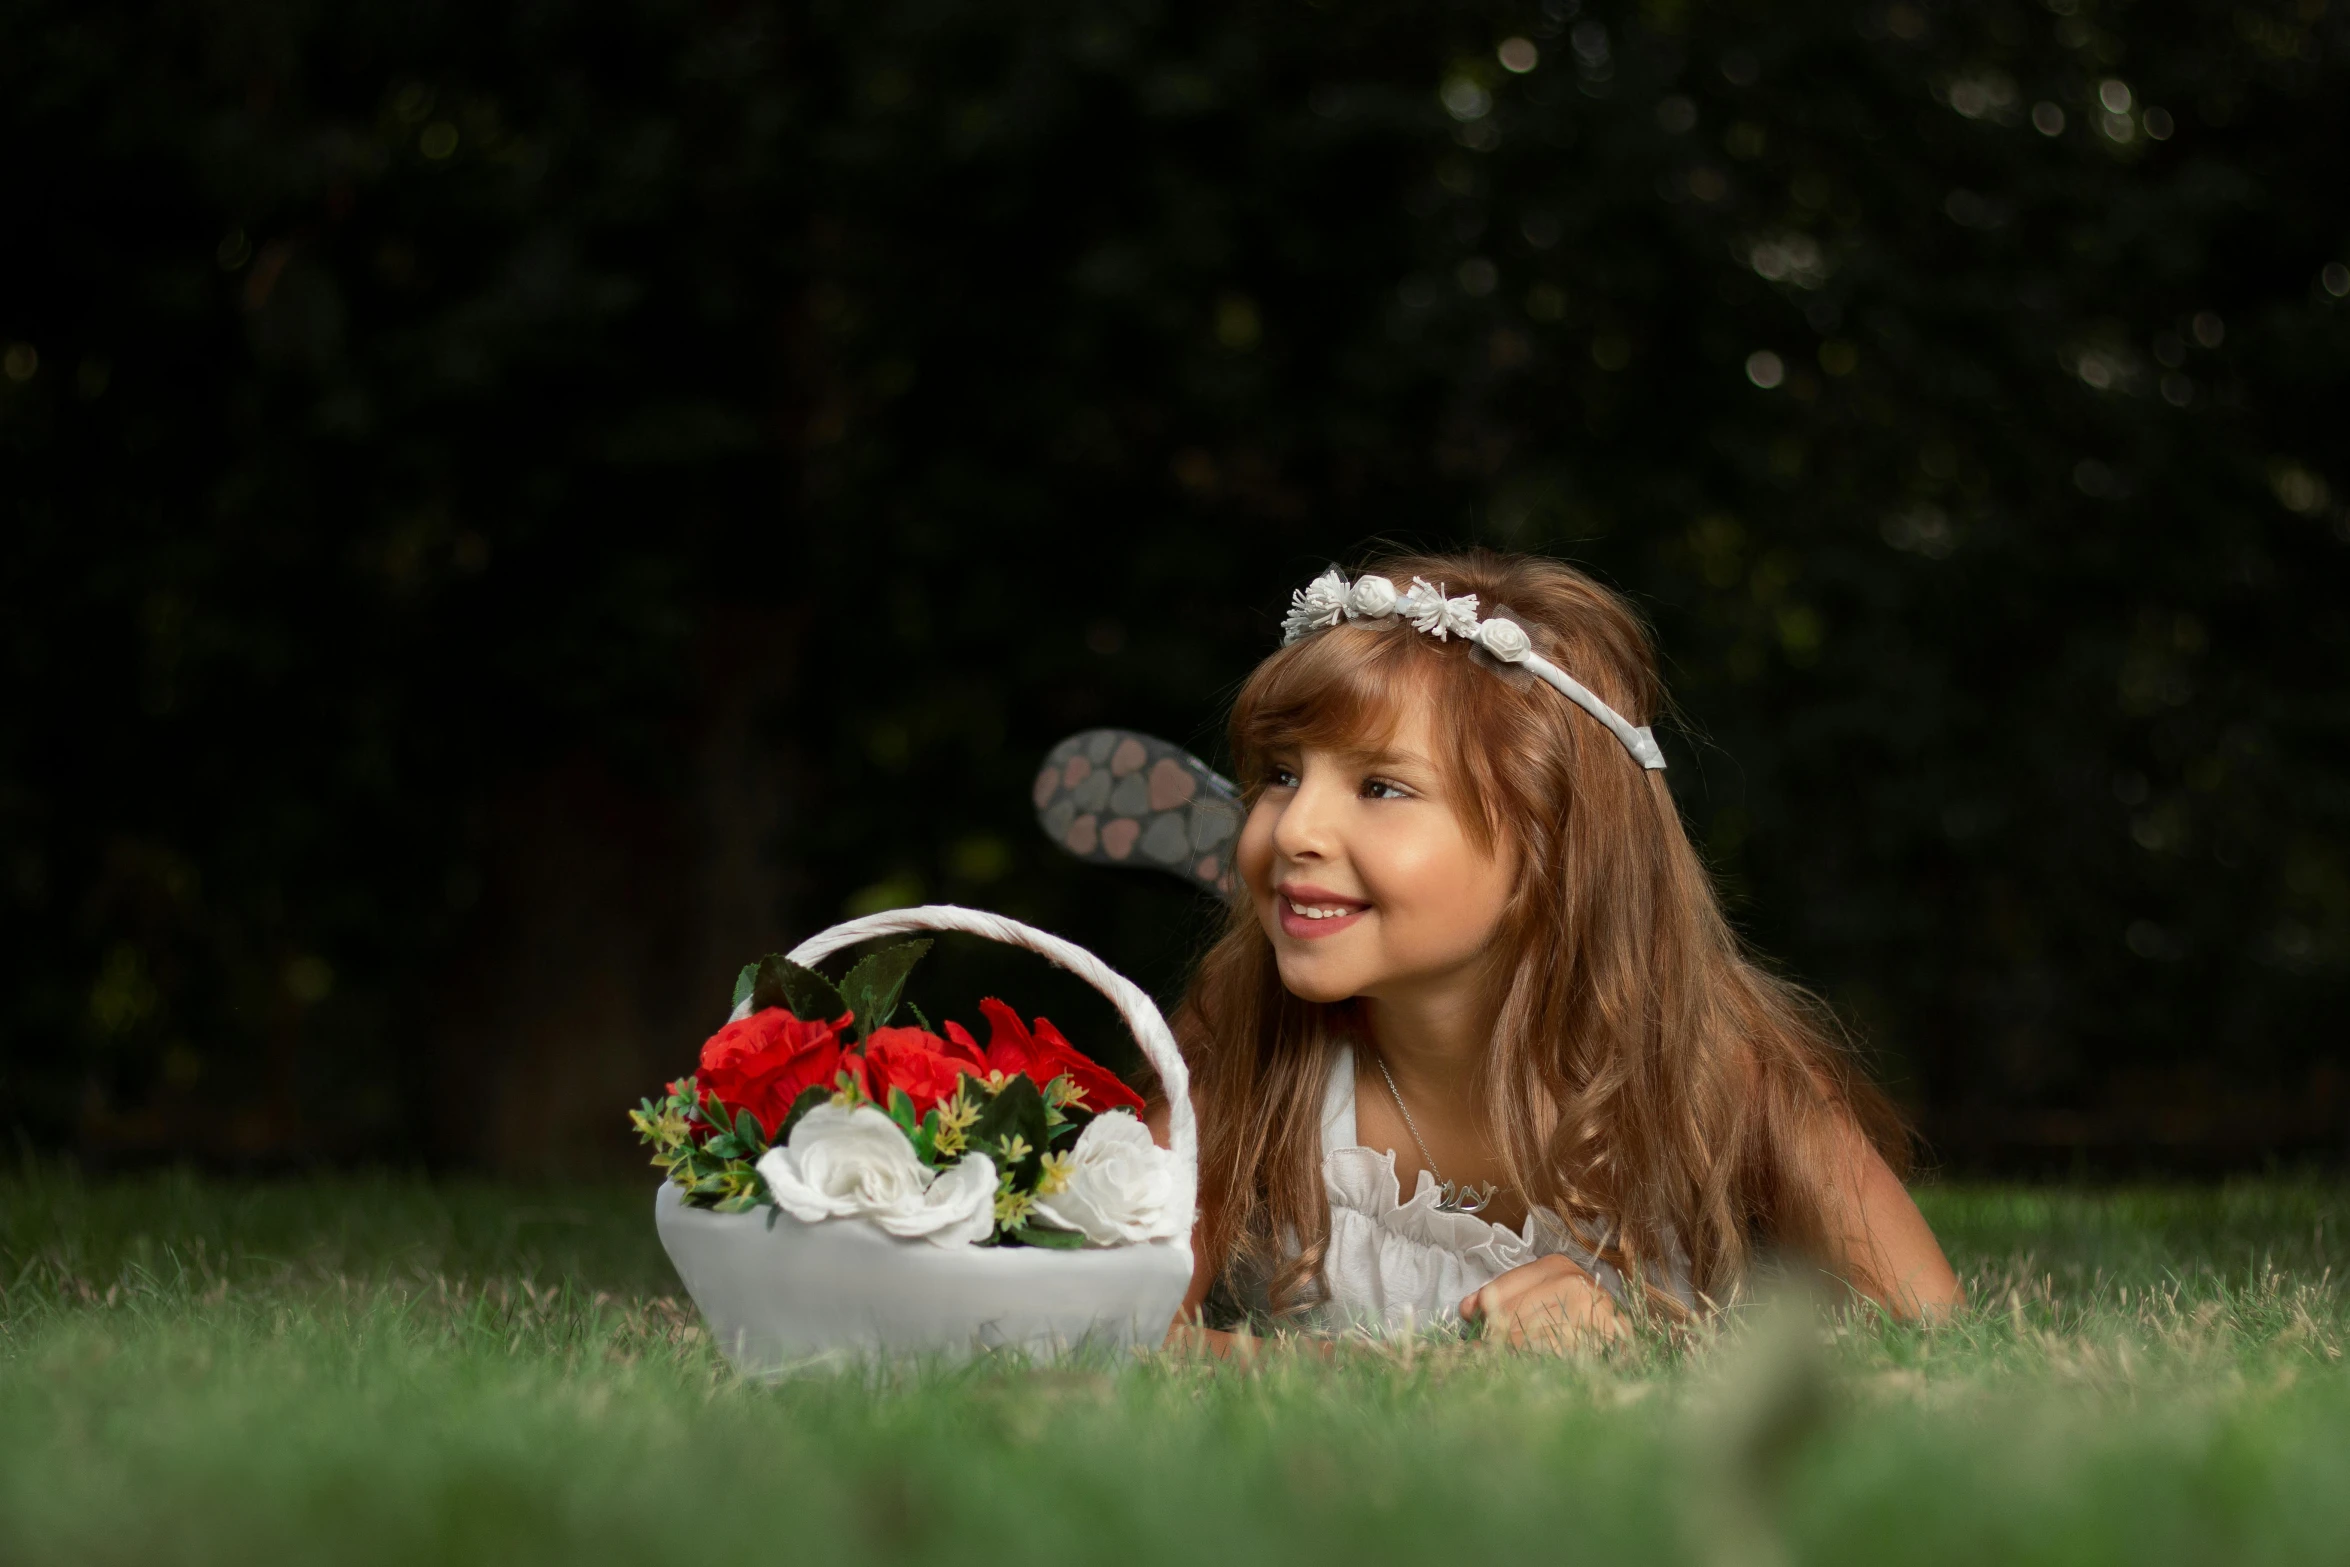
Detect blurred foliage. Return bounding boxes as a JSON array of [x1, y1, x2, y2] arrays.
[[1, 0, 2345, 1166]]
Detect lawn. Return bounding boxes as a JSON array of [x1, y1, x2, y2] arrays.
[[3, 1167, 2346, 1566]]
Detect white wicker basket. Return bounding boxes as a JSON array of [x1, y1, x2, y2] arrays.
[[654, 906, 1197, 1373]]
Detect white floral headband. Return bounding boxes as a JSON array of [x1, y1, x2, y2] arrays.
[[1280, 569, 1667, 771]]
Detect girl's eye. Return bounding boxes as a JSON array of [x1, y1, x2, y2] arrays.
[[1267, 766, 1301, 790], [1362, 776, 1412, 801]]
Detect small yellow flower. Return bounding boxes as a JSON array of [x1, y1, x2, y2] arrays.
[[1036, 1149, 1075, 1198], [630, 1103, 699, 1167], [994, 1187, 1037, 1229], [998, 1133, 1033, 1166], [933, 1090, 979, 1158]]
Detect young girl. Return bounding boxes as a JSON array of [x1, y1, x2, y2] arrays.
[[1157, 549, 1961, 1347]]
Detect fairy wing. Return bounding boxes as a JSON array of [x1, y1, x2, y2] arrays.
[[1033, 730, 1241, 897]]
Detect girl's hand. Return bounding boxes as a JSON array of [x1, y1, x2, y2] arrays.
[[1460, 1255, 1629, 1351]]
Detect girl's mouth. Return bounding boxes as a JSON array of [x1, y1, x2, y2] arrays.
[[1276, 886, 1369, 940]]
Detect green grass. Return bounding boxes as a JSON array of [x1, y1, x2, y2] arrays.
[[3, 1169, 2347, 1566]]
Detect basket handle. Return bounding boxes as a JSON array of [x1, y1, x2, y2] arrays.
[[774, 905, 1197, 1190]]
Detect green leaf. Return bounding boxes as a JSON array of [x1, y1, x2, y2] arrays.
[[887, 1087, 919, 1136], [967, 1073, 1048, 1184], [839, 939, 933, 1040], [775, 1084, 831, 1143], [733, 1110, 769, 1155], [1005, 1223, 1087, 1251], [747, 954, 845, 1021], [731, 961, 760, 1013], [904, 999, 934, 1034], [1052, 1101, 1096, 1146]]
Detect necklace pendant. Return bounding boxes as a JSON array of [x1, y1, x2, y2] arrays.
[[1373, 1051, 1502, 1217], [1436, 1181, 1499, 1216]]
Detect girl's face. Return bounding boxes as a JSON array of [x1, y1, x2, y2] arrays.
[[1236, 681, 1518, 1007]]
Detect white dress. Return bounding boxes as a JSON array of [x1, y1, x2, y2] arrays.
[[1304, 1046, 1692, 1335]]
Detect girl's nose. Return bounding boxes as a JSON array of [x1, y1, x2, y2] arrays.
[[1270, 773, 1344, 861]]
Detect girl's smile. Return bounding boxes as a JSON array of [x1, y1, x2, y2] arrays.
[[1275, 881, 1369, 938]]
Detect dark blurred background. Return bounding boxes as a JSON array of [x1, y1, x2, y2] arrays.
[[5, 0, 2345, 1176]]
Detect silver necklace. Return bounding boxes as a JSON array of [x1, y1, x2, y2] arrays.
[[1371, 1051, 1499, 1215]]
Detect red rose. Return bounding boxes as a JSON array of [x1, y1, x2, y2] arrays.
[[860, 1027, 973, 1120], [937, 1021, 989, 1075], [965, 997, 1146, 1116], [697, 1007, 849, 1138]]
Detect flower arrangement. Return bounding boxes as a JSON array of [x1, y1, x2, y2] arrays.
[[631, 938, 1185, 1249]]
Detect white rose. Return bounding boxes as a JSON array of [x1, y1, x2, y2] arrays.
[[1031, 1110, 1188, 1246], [888, 1152, 998, 1248], [755, 1104, 999, 1248], [1475, 615, 1533, 663], [1344, 575, 1400, 620]]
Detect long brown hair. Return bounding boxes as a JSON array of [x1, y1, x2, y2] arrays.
[[1173, 548, 1907, 1316]]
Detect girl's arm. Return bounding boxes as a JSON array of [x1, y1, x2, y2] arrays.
[[1467, 1104, 1963, 1338], [1818, 1113, 1964, 1318]]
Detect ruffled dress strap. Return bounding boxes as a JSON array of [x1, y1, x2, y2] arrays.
[[1320, 1043, 1358, 1152]]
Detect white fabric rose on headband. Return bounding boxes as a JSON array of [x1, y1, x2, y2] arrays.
[[1474, 616, 1533, 664], [1344, 575, 1400, 619]]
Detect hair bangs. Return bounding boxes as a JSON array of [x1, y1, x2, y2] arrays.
[[1230, 619, 1511, 847]]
